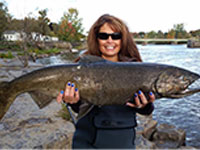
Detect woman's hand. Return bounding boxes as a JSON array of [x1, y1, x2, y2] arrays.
[[126, 90, 155, 108], [56, 82, 80, 104]]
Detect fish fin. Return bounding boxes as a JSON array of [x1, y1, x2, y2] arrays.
[[79, 55, 107, 63], [0, 81, 11, 120], [28, 91, 54, 109], [77, 102, 94, 119]]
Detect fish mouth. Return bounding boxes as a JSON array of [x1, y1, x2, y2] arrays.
[[170, 88, 200, 98], [170, 78, 200, 98]]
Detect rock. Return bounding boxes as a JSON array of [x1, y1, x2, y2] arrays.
[[187, 39, 200, 48], [136, 114, 157, 140], [36, 41, 72, 50], [136, 134, 157, 149], [0, 94, 75, 149], [152, 123, 186, 148]]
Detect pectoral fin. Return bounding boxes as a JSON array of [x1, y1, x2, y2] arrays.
[[29, 91, 54, 108]]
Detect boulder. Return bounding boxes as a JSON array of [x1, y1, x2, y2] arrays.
[[152, 123, 186, 148], [136, 114, 157, 140], [0, 94, 75, 149], [135, 134, 157, 149]]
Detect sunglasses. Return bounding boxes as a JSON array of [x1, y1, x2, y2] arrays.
[[97, 32, 122, 40]]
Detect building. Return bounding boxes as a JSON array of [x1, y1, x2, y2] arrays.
[[2, 30, 58, 42]]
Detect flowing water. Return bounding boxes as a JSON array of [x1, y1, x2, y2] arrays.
[[37, 44, 200, 148], [139, 44, 200, 148]]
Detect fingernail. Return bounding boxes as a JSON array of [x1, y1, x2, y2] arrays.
[[134, 93, 137, 97], [71, 83, 74, 87], [149, 92, 153, 96], [60, 90, 64, 94], [75, 88, 78, 92], [67, 82, 71, 86], [138, 90, 142, 95]]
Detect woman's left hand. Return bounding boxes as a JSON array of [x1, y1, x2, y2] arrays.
[[126, 90, 155, 108]]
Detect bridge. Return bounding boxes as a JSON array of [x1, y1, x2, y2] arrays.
[[134, 38, 188, 45]]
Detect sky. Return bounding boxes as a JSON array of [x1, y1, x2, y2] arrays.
[[3, 0, 200, 33]]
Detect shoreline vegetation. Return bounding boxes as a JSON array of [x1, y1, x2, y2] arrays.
[[1, 38, 200, 60]]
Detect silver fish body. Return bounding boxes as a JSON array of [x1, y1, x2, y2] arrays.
[[0, 55, 200, 120]]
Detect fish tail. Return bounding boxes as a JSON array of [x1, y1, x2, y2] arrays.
[[0, 81, 13, 120]]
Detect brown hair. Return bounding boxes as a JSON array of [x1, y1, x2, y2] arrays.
[[77, 14, 142, 62]]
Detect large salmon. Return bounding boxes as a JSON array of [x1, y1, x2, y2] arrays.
[[0, 55, 200, 120]]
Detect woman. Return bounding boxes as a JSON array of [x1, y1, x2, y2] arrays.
[[57, 14, 155, 149]]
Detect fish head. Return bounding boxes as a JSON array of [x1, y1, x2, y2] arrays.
[[154, 68, 200, 98]]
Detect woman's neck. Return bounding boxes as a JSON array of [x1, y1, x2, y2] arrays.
[[101, 55, 119, 62]]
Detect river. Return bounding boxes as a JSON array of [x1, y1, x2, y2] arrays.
[[138, 44, 200, 148], [37, 44, 200, 148]]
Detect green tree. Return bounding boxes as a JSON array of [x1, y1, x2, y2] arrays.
[[147, 31, 157, 38], [58, 8, 85, 44], [190, 29, 200, 38], [8, 19, 24, 31], [157, 30, 164, 38], [37, 9, 50, 35], [48, 22, 59, 36], [173, 23, 187, 38], [0, 2, 10, 40], [138, 32, 145, 38]]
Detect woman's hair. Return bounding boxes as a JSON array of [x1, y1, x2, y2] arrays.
[[77, 14, 142, 62]]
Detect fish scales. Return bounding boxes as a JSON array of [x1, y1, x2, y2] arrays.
[[0, 55, 200, 120]]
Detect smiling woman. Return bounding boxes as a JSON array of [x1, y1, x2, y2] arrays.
[[97, 23, 122, 62], [56, 14, 155, 149]]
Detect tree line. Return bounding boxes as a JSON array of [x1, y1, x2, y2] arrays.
[[1, 1, 200, 44], [132, 24, 200, 39], [0, 2, 85, 44]]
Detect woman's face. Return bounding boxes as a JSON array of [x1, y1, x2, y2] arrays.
[[97, 23, 121, 62]]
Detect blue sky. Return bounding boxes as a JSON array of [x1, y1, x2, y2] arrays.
[[4, 0, 200, 33]]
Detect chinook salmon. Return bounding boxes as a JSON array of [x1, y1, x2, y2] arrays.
[[0, 55, 200, 120]]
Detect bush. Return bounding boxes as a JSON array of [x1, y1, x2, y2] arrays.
[[0, 51, 15, 59]]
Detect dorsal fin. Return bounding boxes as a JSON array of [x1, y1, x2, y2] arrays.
[[79, 55, 107, 63]]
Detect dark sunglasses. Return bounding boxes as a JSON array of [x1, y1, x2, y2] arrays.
[[97, 32, 122, 40]]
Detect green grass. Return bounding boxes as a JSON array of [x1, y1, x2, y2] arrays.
[[57, 104, 73, 121], [0, 51, 15, 59], [17, 48, 61, 56], [28, 48, 61, 55]]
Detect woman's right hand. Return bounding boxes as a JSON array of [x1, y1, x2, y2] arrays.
[[56, 82, 80, 104]]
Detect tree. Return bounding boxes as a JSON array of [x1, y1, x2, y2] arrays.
[[157, 30, 164, 38], [37, 9, 50, 36], [138, 32, 145, 38], [190, 29, 200, 38], [48, 22, 59, 37], [167, 29, 176, 39], [147, 31, 157, 38], [173, 23, 187, 38], [58, 8, 85, 44], [0, 2, 10, 40]]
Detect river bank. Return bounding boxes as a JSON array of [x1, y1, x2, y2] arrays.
[[0, 57, 198, 149]]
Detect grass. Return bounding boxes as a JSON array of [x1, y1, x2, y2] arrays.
[[16, 48, 61, 57], [28, 48, 61, 55], [0, 51, 15, 59], [57, 103, 73, 121]]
